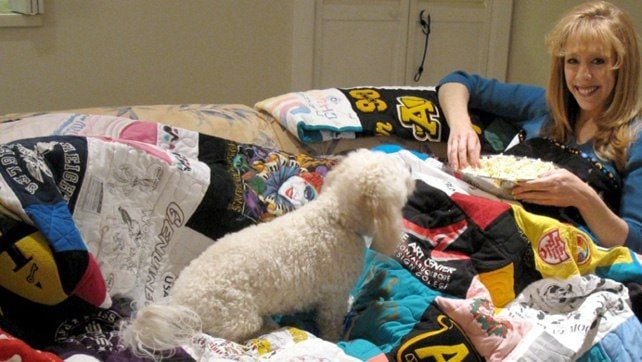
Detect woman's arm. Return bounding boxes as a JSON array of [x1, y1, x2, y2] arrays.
[[438, 71, 548, 121], [437, 71, 548, 169], [512, 169, 628, 247], [437, 82, 481, 169], [618, 135, 642, 252], [580, 191, 630, 248]]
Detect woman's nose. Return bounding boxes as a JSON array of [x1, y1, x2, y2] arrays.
[[579, 64, 592, 79]]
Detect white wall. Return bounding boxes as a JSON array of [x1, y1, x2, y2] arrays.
[[0, 0, 294, 114], [1, 0, 641, 114], [508, 0, 642, 87]]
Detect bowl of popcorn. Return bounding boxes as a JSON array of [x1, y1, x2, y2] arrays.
[[458, 154, 557, 199]]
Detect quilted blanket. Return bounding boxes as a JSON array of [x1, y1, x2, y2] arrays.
[[256, 86, 520, 155], [0, 112, 640, 361], [340, 150, 642, 361], [0, 113, 343, 360]]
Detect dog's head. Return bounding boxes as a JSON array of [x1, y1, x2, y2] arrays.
[[322, 149, 414, 256]]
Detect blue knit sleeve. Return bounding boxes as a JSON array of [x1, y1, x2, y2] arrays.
[[437, 71, 549, 127], [621, 132, 642, 252]]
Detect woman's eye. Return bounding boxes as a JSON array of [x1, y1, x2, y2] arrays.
[[592, 58, 606, 65], [566, 58, 578, 64]]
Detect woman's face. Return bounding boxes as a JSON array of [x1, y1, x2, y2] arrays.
[[563, 37, 617, 119]]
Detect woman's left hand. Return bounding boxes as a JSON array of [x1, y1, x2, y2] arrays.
[[511, 168, 590, 208]]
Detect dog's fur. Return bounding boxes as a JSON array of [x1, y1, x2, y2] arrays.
[[119, 149, 414, 358]]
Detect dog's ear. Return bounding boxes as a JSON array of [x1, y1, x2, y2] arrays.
[[368, 193, 405, 256], [329, 149, 412, 256], [359, 151, 414, 256]]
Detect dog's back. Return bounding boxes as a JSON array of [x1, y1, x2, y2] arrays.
[[169, 192, 367, 336], [119, 149, 414, 358]]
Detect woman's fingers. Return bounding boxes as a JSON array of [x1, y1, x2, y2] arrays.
[[512, 170, 581, 207], [513, 191, 556, 205], [457, 136, 471, 168], [447, 136, 460, 169], [448, 132, 480, 169], [466, 134, 481, 167]]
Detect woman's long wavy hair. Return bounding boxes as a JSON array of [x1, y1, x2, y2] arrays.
[[545, 1, 641, 170]]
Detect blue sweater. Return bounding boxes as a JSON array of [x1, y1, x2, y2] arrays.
[[438, 71, 642, 252]]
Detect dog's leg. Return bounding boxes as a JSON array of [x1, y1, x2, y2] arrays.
[[316, 298, 349, 342], [196, 291, 266, 343], [202, 308, 264, 342], [251, 316, 280, 338]]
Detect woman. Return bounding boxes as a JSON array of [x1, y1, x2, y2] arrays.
[[437, 1, 642, 251]]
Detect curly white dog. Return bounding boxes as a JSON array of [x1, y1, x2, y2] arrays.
[[120, 148, 414, 358]]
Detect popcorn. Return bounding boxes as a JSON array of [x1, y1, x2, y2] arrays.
[[462, 154, 557, 181]]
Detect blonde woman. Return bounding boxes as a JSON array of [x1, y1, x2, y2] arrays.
[[437, 1, 642, 251]]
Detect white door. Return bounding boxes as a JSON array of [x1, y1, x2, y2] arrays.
[[291, 0, 513, 90], [406, 0, 513, 86]]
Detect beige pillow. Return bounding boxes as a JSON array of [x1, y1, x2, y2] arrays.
[[0, 104, 305, 155]]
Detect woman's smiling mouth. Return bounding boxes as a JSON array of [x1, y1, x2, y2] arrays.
[[575, 85, 599, 97]]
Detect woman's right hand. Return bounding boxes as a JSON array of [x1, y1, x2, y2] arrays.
[[438, 82, 482, 170], [447, 123, 481, 170]]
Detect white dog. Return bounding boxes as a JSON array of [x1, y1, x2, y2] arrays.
[[120, 148, 414, 358]]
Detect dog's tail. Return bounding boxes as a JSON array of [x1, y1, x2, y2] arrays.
[[119, 303, 202, 360]]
